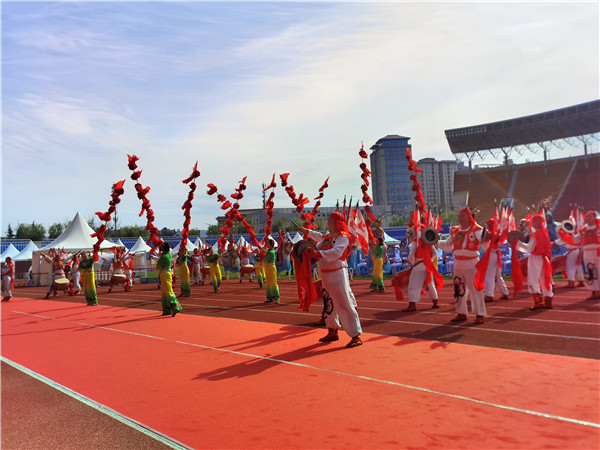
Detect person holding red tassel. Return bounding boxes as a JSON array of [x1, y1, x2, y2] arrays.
[[438, 207, 486, 324], [300, 212, 363, 348], [516, 213, 554, 309], [403, 227, 440, 311]]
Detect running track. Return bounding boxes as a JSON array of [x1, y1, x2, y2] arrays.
[[2, 279, 599, 449]]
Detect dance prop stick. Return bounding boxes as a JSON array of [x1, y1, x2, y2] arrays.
[[127, 154, 163, 253], [91, 180, 126, 260], [180, 162, 201, 250]]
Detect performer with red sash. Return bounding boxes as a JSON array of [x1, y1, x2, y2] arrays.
[[42, 250, 68, 298], [516, 214, 554, 309], [403, 227, 441, 311], [1, 256, 14, 302], [477, 218, 509, 302], [575, 211, 600, 299], [301, 212, 363, 348], [556, 229, 584, 288], [438, 208, 486, 324]]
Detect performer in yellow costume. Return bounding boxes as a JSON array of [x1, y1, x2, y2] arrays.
[[79, 252, 98, 306], [156, 242, 182, 317], [370, 237, 386, 293], [263, 239, 280, 303], [176, 249, 192, 297], [206, 248, 222, 293]]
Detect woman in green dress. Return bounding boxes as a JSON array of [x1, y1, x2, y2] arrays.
[[206, 248, 222, 293], [176, 249, 192, 297], [370, 237, 386, 293], [157, 242, 182, 316], [263, 239, 280, 303], [79, 252, 98, 306]]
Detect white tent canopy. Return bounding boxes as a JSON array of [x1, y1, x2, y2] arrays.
[[171, 239, 197, 254], [39, 212, 117, 252], [291, 232, 303, 243], [14, 241, 40, 261], [129, 236, 151, 254], [1, 244, 21, 262], [383, 231, 400, 245], [115, 238, 126, 248], [193, 237, 203, 249]]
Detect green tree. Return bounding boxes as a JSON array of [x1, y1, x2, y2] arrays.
[[231, 218, 257, 235], [389, 215, 409, 226], [87, 216, 98, 230], [441, 211, 458, 226], [272, 216, 288, 233], [48, 222, 66, 239], [315, 217, 325, 231], [113, 225, 149, 238], [207, 224, 220, 236], [6, 224, 14, 239], [16, 222, 46, 241]]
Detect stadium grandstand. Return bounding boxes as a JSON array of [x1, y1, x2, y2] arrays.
[[446, 100, 600, 222]]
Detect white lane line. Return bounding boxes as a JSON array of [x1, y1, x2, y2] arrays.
[[0, 357, 193, 450], [93, 298, 600, 342], [107, 292, 600, 326], [8, 310, 600, 430]]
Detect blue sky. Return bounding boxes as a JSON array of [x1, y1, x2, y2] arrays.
[[2, 1, 598, 233]]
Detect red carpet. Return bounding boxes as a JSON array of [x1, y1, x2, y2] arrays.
[[2, 298, 599, 449]]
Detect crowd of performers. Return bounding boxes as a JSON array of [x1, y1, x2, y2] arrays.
[[3, 150, 598, 352]]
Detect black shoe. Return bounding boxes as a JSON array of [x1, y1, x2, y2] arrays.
[[264, 299, 274, 303]]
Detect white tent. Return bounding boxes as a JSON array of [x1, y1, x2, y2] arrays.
[[14, 241, 40, 261], [193, 237, 203, 248], [1, 244, 21, 262], [237, 236, 254, 251], [212, 241, 220, 252], [115, 238, 126, 248], [383, 231, 400, 245], [171, 239, 197, 254], [291, 232, 303, 243], [35, 212, 117, 285], [39, 212, 116, 252], [129, 236, 151, 254]]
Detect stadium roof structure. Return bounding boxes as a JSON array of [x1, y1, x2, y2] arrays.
[[445, 100, 600, 164]]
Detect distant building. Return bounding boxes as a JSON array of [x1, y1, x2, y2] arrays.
[[370, 135, 414, 216], [217, 205, 394, 230], [417, 158, 459, 211]]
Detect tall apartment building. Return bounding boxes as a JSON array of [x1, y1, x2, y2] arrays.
[[370, 135, 413, 216], [416, 158, 459, 211]]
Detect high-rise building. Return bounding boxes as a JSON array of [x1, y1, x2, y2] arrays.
[[370, 135, 414, 216], [416, 158, 459, 211]]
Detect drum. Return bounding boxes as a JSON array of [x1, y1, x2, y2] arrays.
[[201, 266, 210, 277], [241, 265, 254, 275], [507, 230, 525, 246], [111, 274, 127, 285], [292, 240, 318, 262], [53, 277, 70, 292]]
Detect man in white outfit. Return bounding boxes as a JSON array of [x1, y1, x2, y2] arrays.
[[517, 214, 554, 310], [438, 208, 486, 324], [301, 212, 363, 348], [403, 227, 440, 312], [556, 231, 584, 288], [575, 211, 600, 299], [480, 218, 509, 302]]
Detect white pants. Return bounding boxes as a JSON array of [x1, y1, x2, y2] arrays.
[[408, 263, 438, 302], [527, 254, 553, 297], [484, 252, 509, 297], [193, 265, 203, 282], [453, 259, 486, 316], [565, 249, 584, 282], [71, 271, 81, 292], [322, 268, 362, 337], [2, 275, 12, 297], [583, 249, 600, 291]]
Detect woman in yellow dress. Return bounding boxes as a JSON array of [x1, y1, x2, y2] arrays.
[[263, 239, 280, 303], [157, 242, 182, 316], [254, 248, 266, 288], [176, 249, 192, 297], [79, 252, 98, 306], [206, 247, 222, 293], [370, 237, 386, 293]]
